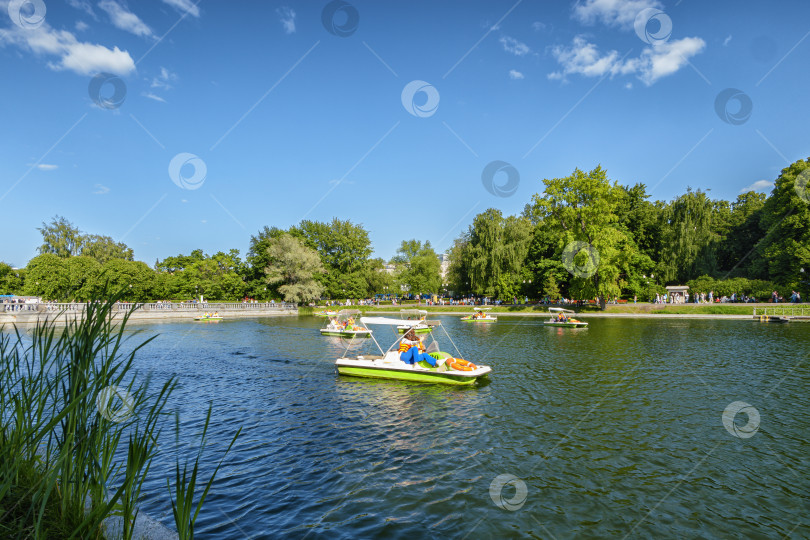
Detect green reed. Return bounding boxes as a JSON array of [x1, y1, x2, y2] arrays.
[[0, 291, 240, 539]]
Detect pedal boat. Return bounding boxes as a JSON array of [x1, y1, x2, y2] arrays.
[[460, 307, 497, 323], [543, 307, 588, 328], [396, 309, 433, 334], [335, 316, 491, 385], [320, 309, 372, 337]]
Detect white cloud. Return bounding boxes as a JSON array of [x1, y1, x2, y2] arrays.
[[548, 35, 705, 86], [143, 92, 166, 103], [75, 21, 89, 32], [625, 82, 633, 89], [160, 0, 200, 18], [635, 37, 706, 85], [30, 163, 58, 170], [151, 67, 176, 89], [66, 0, 96, 18], [0, 23, 136, 76], [277, 6, 296, 34], [532, 21, 546, 32], [99, 0, 153, 38], [500, 36, 530, 56], [93, 183, 110, 194], [573, 0, 662, 29], [548, 36, 635, 80], [509, 69, 524, 80], [741, 180, 773, 193], [723, 35, 732, 46]]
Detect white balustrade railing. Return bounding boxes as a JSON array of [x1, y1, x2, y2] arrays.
[[753, 306, 810, 317], [1, 301, 297, 313]]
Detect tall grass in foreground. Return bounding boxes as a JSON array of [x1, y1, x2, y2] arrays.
[[0, 292, 240, 539]]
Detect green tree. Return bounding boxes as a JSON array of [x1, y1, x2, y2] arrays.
[[24, 254, 69, 299], [80, 235, 134, 264], [96, 260, 156, 302], [362, 258, 395, 297], [291, 218, 372, 298], [528, 166, 634, 308], [265, 234, 325, 304], [717, 191, 767, 276], [0, 263, 24, 295], [658, 188, 717, 283], [455, 209, 532, 300], [64, 256, 102, 301], [541, 273, 561, 302], [753, 158, 810, 287], [393, 240, 442, 294], [524, 222, 569, 300], [37, 215, 83, 257], [616, 183, 663, 262], [245, 226, 286, 299]]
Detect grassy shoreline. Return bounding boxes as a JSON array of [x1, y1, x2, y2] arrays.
[[317, 303, 794, 316]]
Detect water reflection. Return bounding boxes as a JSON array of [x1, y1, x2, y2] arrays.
[[113, 315, 810, 538]]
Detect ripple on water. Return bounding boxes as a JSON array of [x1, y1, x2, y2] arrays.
[[118, 316, 810, 539]]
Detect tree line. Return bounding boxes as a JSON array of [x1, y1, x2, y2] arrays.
[[2, 157, 807, 304]]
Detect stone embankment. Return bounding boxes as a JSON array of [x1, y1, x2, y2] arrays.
[[0, 301, 298, 326]]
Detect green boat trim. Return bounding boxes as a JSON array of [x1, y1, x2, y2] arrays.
[[543, 321, 588, 328], [336, 358, 490, 386], [320, 329, 372, 337], [460, 317, 497, 322], [396, 326, 432, 334]]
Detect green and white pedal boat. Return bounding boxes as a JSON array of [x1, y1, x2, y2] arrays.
[[335, 316, 492, 386], [396, 309, 432, 334], [543, 307, 588, 328], [194, 315, 223, 322], [320, 309, 372, 338], [460, 307, 497, 323]]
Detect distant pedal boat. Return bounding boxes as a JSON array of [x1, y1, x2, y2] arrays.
[[320, 309, 372, 338], [460, 307, 497, 322], [396, 309, 433, 334], [543, 307, 588, 328]]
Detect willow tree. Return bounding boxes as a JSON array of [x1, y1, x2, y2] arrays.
[[458, 209, 532, 300], [265, 234, 325, 304], [658, 188, 717, 283], [528, 166, 633, 308]]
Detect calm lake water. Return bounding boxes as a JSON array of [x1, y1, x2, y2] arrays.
[[123, 315, 809, 539]]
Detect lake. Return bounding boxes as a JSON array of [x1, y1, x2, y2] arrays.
[[125, 315, 809, 539]]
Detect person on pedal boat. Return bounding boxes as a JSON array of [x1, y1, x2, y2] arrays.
[[399, 328, 437, 367]]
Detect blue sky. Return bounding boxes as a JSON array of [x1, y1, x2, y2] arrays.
[[2, 0, 809, 268]]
